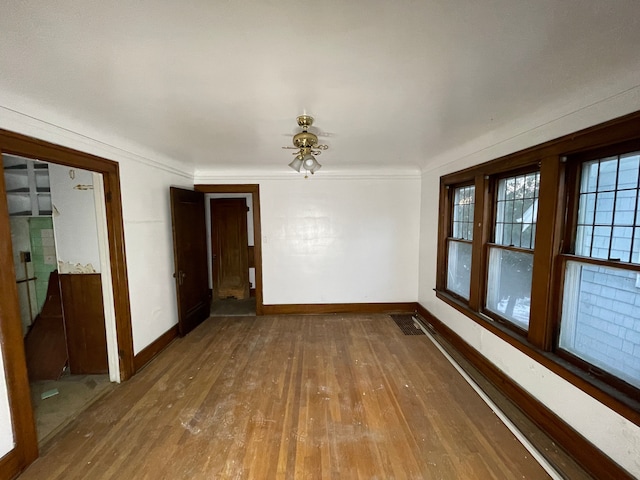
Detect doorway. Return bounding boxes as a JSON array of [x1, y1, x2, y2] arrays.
[[195, 184, 263, 316], [0, 129, 134, 478], [3, 155, 116, 445], [208, 195, 254, 316]]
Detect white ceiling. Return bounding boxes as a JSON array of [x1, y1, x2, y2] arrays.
[[1, 1, 640, 174]]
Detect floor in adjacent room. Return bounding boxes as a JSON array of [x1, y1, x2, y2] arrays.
[[19, 314, 592, 479], [29, 373, 114, 445], [210, 297, 256, 316]]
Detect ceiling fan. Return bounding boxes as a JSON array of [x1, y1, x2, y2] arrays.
[[283, 115, 329, 177]]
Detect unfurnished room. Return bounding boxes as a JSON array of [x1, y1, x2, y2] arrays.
[[1, 1, 640, 479]]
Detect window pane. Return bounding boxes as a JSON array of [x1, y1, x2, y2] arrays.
[[560, 261, 640, 389], [614, 189, 636, 225], [611, 227, 632, 262], [576, 225, 593, 257], [485, 247, 533, 330], [618, 153, 640, 190], [597, 157, 618, 191], [594, 191, 614, 225], [521, 224, 533, 249], [514, 176, 525, 200], [447, 240, 472, 299], [581, 161, 599, 193], [495, 172, 540, 249], [452, 185, 475, 241], [577, 153, 640, 264], [578, 193, 596, 226], [592, 226, 612, 259]]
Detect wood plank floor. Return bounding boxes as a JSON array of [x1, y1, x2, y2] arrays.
[[19, 315, 551, 479]]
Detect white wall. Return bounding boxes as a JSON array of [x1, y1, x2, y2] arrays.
[[0, 344, 15, 458], [262, 177, 420, 304], [49, 164, 101, 273], [196, 174, 421, 305], [119, 160, 192, 353], [0, 103, 193, 364], [418, 85, 640, 476]]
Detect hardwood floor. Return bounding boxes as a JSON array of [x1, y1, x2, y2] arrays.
[[20, 315, 552, 479]]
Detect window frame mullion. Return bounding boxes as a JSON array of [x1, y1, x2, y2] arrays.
[[529, 155, 564, 351], [468, 174, 489, 311]]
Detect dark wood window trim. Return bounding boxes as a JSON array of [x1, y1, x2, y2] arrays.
[[443, 182, 476, 303], [436, 110, 640, 427]]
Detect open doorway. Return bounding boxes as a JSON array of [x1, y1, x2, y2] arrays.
[[195, 184, 264, 316], [0, 128, 134, 478], [3, 154, 116, 444], [207, 194, 256, 316]]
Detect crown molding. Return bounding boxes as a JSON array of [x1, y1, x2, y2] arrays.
[[421, 77, 640, 176], [194, 166, 421, 183], [0, 99, 193, 180]]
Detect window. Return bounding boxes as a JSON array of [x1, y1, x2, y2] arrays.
[[486, 172, 540, 330], [435, 111, 640, 425], [446, 185, 475, 300], [559, 150, 640, 390]]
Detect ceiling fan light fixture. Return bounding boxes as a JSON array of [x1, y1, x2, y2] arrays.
[[302, 154, 321, 174], [288, 155, 303, 172], [283, 114, 329, 177]]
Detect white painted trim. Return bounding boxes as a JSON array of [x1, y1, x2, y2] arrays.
[[93, 173, 120, 383], [413, 316, 563, 480], [194, 169, 421, 182]]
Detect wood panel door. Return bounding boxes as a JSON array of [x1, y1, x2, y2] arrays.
[[170, 187, 210, 336], [211, 198, 250, 300]]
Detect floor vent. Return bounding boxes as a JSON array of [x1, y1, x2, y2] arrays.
[[390, 314, 426, 336]]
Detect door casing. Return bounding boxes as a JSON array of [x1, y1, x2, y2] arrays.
[[195, 184, 263, 315], [0, 129, 134, 478]]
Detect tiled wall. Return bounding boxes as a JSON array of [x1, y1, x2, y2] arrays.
[[28, 217, 57, 313], [10, 217, 38, 335]]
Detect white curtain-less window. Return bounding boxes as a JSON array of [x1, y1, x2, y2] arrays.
[[560, 152, 640, 389], [446, 185, 474, 299], [486, 172, 540, 330]]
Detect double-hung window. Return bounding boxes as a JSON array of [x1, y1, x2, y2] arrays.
[[559, 149, 640, 391], [446, 185, 475, 300], [436, 112, 640, 426], [486, 171, 540, 330]]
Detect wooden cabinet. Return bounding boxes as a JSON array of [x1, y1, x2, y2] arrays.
[[59, 273, 108, 374], [2, 153, 52, 216]]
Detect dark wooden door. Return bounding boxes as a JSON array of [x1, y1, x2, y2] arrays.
[[211, 198, 250, 300], [170, 187, 210, 336]]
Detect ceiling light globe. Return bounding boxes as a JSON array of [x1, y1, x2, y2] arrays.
[[288, 156, 303, 172], [302, 153, 317, 165]]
